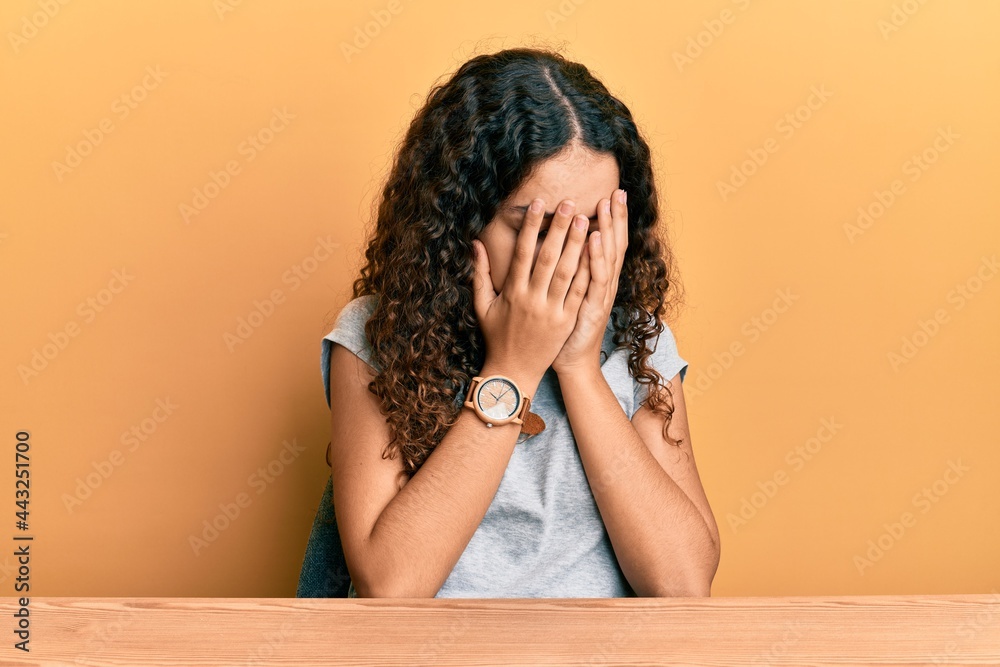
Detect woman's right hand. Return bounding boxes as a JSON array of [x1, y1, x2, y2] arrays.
[[471, 198, 593, 388]]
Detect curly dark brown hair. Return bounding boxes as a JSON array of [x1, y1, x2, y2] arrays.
[[340, 46, 686, 481]]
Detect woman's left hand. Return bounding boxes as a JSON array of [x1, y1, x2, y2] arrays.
[[551, 188, 628, 376]]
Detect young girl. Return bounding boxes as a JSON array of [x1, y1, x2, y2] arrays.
[[315, 47, 719, 598]]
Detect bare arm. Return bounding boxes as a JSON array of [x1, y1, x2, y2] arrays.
[[336, 193, 592, 597], [329, 344, 540, 598], [558, 365, 720, 596]]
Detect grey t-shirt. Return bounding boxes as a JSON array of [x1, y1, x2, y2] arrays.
[[321, 294, 688, 598]]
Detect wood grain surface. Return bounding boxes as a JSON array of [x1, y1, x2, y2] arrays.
[[1, 594, 998, 666]]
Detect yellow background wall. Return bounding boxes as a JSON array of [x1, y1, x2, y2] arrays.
[[1, 0, 997, 597]]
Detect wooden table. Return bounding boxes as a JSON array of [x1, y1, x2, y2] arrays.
[[2, 595, 999, 665]]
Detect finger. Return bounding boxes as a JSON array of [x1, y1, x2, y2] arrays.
[[587, 231, 609, 308], [564, 235, 591, 313], [597, 195, 615, 277], [528, 199, 576, 294], [470, 239, 496, 321], [505, 198, 544, 292], [548, 213, 589, 301], [607, 190, 627, 299], [613, 188, 628, 259]]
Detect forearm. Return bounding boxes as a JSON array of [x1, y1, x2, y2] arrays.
[[559, 365, 717, 597], [359, 362, 540, 598]]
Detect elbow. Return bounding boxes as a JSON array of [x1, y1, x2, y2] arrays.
[[352, 577, 400, 598], [351, 570, 398, 598], [675, 531, 721, 597], [350, 577, 377, 598], [648, 555, 718, 598], [683, 555, 718, 597], [351, 571, 438, 598], [677, 579, 713, 597], [649, 575, 712, 598], [345, 559, 388, 598], [348, 537, 441, 598], [651, 576, 713, 598]]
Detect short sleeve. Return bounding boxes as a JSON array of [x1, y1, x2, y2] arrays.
[[633, 321, 688, 408], [321, 295, 379, 409]]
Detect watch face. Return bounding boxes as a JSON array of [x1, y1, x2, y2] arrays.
[[476, 377, 520, 421]]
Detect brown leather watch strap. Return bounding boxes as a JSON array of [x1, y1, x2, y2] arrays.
[[518, 396, 546, 436], [520, 409, 546, 436]]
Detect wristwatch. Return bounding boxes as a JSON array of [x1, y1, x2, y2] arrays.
[[464, 375, 545, 436]]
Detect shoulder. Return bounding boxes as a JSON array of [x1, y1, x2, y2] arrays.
[[603, 307, 689, 405], [332, 294, 378, 331], [321, 295, 381, 408], [325, 295, 379, 350], [636, 317, 688, 405], [326, 294, 378, 348]]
